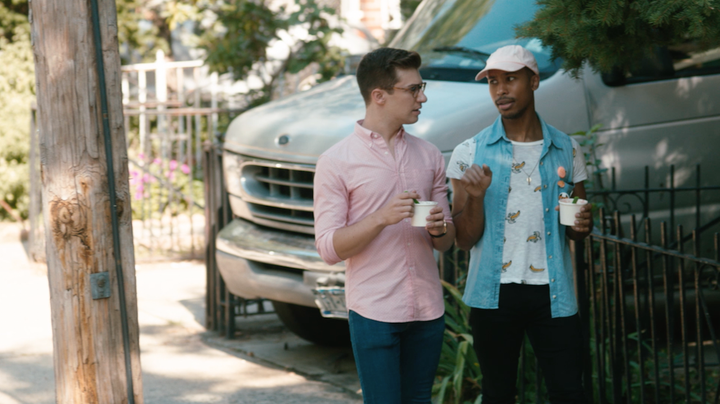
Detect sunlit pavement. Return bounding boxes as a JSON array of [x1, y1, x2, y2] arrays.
[[0, 224, 361, 404]]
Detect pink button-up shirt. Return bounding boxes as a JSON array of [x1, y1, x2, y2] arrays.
[[314, 121, 452, 323]]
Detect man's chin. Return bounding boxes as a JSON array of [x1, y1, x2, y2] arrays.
[[499, 107, 525, 120]]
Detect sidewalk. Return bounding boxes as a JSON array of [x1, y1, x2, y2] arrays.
[[0, 223, 360, 404]]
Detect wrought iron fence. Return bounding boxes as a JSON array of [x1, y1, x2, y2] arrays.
[[510, 165, 720, 404], [120, 53, 230, 260], [201, 144, 719, 402], [28, 54, 240, 262], [586, 165, 720, 259], [203, 140, 270, 336], [573, 213, 720, 404], [434, 164, 720, 403]]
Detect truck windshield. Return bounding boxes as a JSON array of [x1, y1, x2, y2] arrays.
[[389, 0, 562, 82]]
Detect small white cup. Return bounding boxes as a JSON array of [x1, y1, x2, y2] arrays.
[[558, 198, 588, 226], [411, 201, 438, 227]]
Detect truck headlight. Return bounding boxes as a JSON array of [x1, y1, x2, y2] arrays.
[[223, 151, 244, 197]]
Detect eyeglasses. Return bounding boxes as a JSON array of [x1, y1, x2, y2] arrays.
[[389, 82, 427, 98]]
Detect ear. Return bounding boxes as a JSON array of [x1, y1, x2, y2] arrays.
[[530, 73, 540, 91], [370, 88, 387, 106]]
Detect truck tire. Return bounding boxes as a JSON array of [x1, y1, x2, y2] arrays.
[[271, 301, 351, 347]]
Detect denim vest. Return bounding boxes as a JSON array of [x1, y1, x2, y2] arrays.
[[462, 115, 578, 318]]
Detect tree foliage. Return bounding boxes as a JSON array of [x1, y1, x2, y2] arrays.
[[516, 0, 720, 77], [0, 0, 174, 220], [116, 0, 205, 63], [199, 0, 345, 107], [0, 0, 347, 219], [0, 0, 32, 220], [116, 0, 171, 63]]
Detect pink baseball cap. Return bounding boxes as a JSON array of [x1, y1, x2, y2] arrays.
[[475, 45, 539, 81]]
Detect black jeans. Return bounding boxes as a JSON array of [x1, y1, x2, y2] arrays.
[[469, 283, 587, 404]]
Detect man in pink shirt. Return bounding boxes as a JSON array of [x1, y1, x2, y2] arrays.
[[314, 48, 455, 403]]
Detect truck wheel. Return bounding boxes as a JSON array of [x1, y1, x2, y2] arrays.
[[271, 301, 351, 347]]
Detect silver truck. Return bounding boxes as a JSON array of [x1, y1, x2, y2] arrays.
[[215, 0, 720, 345]]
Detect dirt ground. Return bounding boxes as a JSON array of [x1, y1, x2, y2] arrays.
[[0, 222, 361, 404]]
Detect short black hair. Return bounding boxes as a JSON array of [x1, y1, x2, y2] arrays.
[[356, 48, 422, 104]]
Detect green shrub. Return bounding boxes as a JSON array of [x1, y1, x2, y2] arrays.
[[0, 26, 34, 220], [433, 280, 482, 404]]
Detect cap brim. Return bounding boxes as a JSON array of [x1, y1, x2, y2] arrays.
[[475, 62, 527, 81]]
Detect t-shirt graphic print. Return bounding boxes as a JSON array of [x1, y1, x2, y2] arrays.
[[501, 139, 548, 285]]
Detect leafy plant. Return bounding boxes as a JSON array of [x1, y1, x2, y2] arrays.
[[433, 280, 482, 404], [515, 0, 720, 78], [199, 0, 345, 107], [587, 328, 719, 403], [571, 123, 609, 231], [116, 0, 173, 63], [128, 155, 204, 219], [0, 10, 33, 221], [572, 124, 605, 194]]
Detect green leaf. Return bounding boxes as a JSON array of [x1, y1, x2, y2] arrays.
[[459, 333, 474, 344], [453, 341, 469, 403], [441, 280, 465, 303], [515, 0, 720, 77], [435, 375, 451, 403]]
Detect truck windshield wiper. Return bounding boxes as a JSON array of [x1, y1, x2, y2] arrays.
[[432, 46, 491, 62]]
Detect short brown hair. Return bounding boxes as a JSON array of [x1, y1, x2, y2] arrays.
[[356, 48, 422, 104]]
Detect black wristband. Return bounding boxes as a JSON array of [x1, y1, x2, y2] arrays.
[[429, 221, 447, 238]]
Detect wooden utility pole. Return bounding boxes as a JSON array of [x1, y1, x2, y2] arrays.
[[30, 0, 143, 402]]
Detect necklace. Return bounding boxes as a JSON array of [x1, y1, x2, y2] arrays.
[[512, 157, 540, 185]]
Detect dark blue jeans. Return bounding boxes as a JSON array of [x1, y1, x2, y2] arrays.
[[348, 310, 445, 404]]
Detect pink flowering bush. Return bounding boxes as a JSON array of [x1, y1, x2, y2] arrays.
[[129, 156, 204, 218]]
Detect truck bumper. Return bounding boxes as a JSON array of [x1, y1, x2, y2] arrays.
[[215, 219, 345, 308]]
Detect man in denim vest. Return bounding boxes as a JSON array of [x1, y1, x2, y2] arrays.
[[446, 45, 593, 403]]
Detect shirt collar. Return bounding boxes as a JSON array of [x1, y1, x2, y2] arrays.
[[354, 120, 406, 145], [487, 114, 564, 150]]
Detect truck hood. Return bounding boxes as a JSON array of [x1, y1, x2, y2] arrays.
[[223, 75, 496, 164]]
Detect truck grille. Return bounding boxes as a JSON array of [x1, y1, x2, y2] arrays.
[[239, 160, 316, 233]]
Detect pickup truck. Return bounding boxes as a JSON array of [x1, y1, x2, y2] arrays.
[[215, 0, 720, 345]]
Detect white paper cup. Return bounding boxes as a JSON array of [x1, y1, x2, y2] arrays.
[[411, 201, 438, 227], [558, 198, 588, 226]]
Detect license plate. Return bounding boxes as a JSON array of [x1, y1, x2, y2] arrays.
[[312, 287, 348, 319]]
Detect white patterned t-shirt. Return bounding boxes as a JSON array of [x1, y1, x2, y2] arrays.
[[447, 137, 588, 285]]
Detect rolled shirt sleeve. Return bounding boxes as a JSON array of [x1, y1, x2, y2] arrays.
[[446, 138, 475, 180], [313, 154, 346, 265], [431, 149, 453, 224]]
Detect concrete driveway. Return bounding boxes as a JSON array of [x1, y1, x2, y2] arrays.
[[0, 224, 360, 404]]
